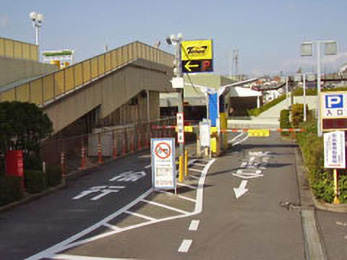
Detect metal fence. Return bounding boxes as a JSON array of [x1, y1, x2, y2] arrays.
[[41, 117, 176, 176], [0, 41, 174, 106], [0, 37, 38, 61]]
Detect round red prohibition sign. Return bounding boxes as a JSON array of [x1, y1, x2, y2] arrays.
[[155, 142, 171, 159]]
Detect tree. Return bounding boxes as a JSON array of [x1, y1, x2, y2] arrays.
[[0, 102, 53, 169]]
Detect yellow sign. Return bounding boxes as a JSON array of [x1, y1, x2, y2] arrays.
[[181, 40, 213, 61], [248, 129, 270, 137]]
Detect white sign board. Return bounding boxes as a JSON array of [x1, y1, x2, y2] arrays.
[[324, 131, 346, 169], [199, 119, 211, 147], [177, 112, 185, 144], [151, 138, 176, 189], [321, 92, 347, 118]]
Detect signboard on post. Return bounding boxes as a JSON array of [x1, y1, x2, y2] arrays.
[[321, 92, 347, 131], [181, 39, 213, 73], [177, 112, 185, 144], [151, 138, 176, 190], [324, 131, 346, 169], [200, 119, 211, 147]]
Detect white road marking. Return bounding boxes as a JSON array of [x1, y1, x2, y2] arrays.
[[177, 195, 197, 203], [178, 239, 193, 253], [189, 220, 200, 231], [27, 159, 216, 259], [103, 223, 122, 231], [125, 210, 157, 221], [144, 164, 151, 169], [142, 199, 190, 214], [336, 221, 347, 226], [233, 180, 248, 199], [26, 189, 153, 260], [177, 183, 197, 190], [232, 135, 249, 146], [194, 163, 207, 167], [229, 132, 244, 144], [189, 168, 203, 173], [189, 175, 200, 180], [52, 254, 133, 260]]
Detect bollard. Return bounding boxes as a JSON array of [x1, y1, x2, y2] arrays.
[[179, 155, 184, 183], [97, 133, 103, 163], [130, 131, 135, 152], [138, 131, 142, 151], [81, 143, 87, 169], [112, 131, 117, 159], [185, 150, 188, 177], [60, 151, 66, 178]]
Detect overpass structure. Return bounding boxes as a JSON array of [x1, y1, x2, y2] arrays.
[[0, 41, 174, 134]]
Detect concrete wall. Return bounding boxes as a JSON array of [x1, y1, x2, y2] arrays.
[[44, 59, 172, 133], [0, 56, 57, 87]]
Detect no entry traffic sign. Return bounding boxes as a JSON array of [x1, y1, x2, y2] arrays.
[[155, 142, 171, 159], [151, 138, 176, 190]]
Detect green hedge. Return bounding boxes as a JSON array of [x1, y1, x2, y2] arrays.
[[25, 170, 46, 194], [279, 109, 290, 136], [0, 175, 24, 206], [295, 113, 347, 203]]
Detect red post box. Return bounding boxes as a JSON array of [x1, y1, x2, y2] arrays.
[[6, 150, 24, 180]]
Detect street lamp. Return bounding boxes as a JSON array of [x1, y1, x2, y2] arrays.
[[301, 40, 337, 136], [29, 11, 43, 46]]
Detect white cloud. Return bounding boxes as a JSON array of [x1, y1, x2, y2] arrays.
[[0, 14, 10, 28]]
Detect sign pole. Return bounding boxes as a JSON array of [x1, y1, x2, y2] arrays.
[[334, 169, 340, 204]]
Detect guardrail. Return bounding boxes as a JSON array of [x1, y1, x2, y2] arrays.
[[0, 37, 38, 61], [0, 41, 173, 106]]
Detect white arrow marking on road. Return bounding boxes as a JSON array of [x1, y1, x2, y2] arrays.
[[233, 180, 248, 199]]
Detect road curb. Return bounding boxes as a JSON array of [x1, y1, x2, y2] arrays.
[[294, 147, 327, 260]]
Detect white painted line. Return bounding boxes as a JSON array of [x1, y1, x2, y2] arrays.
[[144, 164, 151, 169], [177, 195, 196, 203], [336, 221, 347, 226], [51, 254, 133, 260], [229, 132, 244, 143], [189, 220, 200, 231], [178, 239, 193, 253], [194, 163, 207, 167], [103, 223, 122, 231], [232, 135, 249, 146], [125, 210, 157, 221], [156, 190, 196, 202], [142, 199, 190, 214], [28, 159, 217, 259], [177, 183, 197, 190], [26, 188, 153, 260], [189, 175, 200, 180], [189, 168, 203, 173]]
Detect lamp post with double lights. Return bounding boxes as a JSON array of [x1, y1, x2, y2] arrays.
[[301, 40, 337, 136], [29, 12, 43, 46]]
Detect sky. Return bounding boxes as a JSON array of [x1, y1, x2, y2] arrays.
[[1, 0, 347, 77]]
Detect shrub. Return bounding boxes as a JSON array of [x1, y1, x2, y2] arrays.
[[279, 109, 291, 136], [25, 170, 46, 194], [291, 104, 304, 127], [46, 166, 62, 187], [0, 175, 24, 206]]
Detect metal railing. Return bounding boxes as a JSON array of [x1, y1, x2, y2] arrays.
[[0, 37, 38, 61], [0, 41, 174, 106]]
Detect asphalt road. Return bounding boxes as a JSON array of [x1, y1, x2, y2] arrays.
[[35, 132, 306, 259], [0, 151, 153, 260]]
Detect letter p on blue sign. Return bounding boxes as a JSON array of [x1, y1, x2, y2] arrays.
[[326, 95, 343, 108]]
